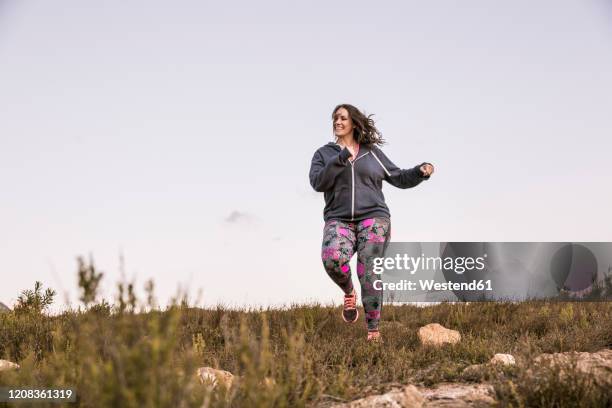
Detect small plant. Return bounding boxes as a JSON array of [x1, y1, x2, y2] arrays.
[[193, 332, 206, 357], [116, 280, 137, 313], [13, 281, 55, 315], [559, 303, 574, 325], [77, 255, 104, 308]]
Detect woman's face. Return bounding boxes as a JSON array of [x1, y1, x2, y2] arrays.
[[333, 107, 355, 139]]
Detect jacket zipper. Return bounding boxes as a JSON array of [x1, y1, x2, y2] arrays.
[[349, 152, 370, 221]]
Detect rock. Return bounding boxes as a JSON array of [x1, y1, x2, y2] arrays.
[[333, 385, 424, 408], [331, 382, 498, 407], [0, 302, 10, 313], [419, 383, 496, 407], [489, 354, 515, 366], [461, 354, 515, 381], [0, 360, 20, 371], [461, 364, 486, 382], [418, 323, 461, 346], [531, 349, 612, 387], [196, 367, 234, 389]]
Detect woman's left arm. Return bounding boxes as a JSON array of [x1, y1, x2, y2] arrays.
[[371, 147, 434, 189]]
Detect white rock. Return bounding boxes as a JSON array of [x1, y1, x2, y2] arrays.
[[333, 385, 424, 408], [0, 360, 20, 371], [196, 367, 234, 389], [417, 323, 461, 346], [419, 383, 496, 407], [489, 353, 516, 366], [531, 349, 612, 387]]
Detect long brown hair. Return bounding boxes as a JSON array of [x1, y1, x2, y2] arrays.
[[332, 104, 385, 146]]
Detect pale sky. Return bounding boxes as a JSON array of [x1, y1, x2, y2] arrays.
[[1, 0, 611, 312]]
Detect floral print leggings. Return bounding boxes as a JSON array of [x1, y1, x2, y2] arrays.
[[321, 217, 391, 330]]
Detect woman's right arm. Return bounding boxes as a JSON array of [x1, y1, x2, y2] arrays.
[[309, 148, 352, 192]]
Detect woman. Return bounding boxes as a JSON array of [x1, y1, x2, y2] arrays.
[[309, 104, 434, 342]]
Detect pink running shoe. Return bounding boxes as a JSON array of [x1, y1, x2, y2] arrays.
[[367, 330, 382, 342], [342, 289, 359, 323]]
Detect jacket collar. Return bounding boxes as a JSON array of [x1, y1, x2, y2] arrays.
[[326, 142, 372, 158]]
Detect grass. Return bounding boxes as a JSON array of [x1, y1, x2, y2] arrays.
[[1, 297, 611, 407]]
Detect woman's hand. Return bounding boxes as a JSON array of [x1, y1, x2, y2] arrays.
[[420, 163, 434, 177]]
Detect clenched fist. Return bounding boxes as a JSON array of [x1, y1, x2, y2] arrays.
[[420, 163, 434, 177]]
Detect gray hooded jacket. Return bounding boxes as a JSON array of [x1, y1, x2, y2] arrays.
[[309, 142, 430, 222]]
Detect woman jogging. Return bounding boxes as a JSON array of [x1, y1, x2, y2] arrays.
[[309, 104, 434, 342]]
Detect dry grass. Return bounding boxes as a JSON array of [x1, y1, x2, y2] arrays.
[[0, 276, 611, 407]]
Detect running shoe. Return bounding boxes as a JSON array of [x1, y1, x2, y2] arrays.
[[367, 330, 382, 342], [342, 289, 358, 323]]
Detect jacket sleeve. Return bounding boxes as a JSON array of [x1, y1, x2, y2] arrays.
[[371, 147, 431, 189], [309, 148, 352, 192]]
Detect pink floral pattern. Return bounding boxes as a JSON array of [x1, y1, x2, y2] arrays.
[[357, 262, 365, 278], [321, 217, 391, 330]]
